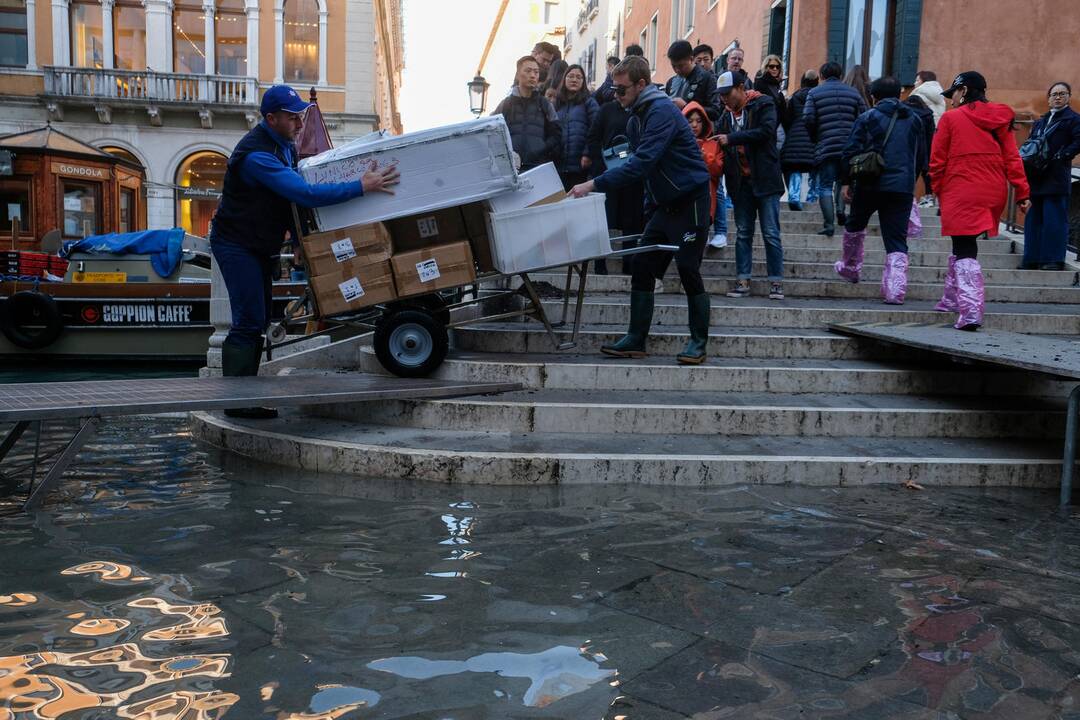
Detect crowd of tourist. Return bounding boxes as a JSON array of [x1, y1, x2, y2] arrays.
[[491, 40, 1080, 362]]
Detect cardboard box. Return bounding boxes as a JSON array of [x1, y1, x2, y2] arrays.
[[385, 202, 495, 273], [302, 223, 392, 276], [391, 241, 476, 298], [310, 259, 396, 317], [486, 193, 612, 273], [486, 162, 566, 214], [299, 117, 519, 231]]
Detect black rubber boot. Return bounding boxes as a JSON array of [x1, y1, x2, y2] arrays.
[[676, 293, 710, 365], [601, 291, 653, 358], [222, 339, 278, 419]]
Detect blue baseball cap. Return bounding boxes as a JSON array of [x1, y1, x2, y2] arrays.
[[260, 85, 311, 116]]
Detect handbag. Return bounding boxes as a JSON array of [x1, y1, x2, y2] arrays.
[[848, 111, 899, 182], [1019, 121, 1053, 173], [602, 135, 632, 171]]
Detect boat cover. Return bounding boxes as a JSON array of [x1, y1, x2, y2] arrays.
[[60, 228, 185, 279]]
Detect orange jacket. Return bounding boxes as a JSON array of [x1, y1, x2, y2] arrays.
[[682, 101, 724, 219]]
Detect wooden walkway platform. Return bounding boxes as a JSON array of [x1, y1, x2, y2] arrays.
[[829, 322, 1080, 510], [0, 374, 519, 510]]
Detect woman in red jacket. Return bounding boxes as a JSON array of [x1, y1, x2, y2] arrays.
[[930, 71, 1030, 330]]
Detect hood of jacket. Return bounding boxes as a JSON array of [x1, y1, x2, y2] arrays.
[[872, 97, 911, 119], [959, 100, 1015, 131], [631, 84, 667, 113], [681, 100, 713, 138], [913, 80, 944, 98]]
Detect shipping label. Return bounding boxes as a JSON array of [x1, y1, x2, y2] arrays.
[[416, 259, 441, 283], [331, 238, 357, 262], [338, 277, 365, 302], [416, 217, 439, 238]]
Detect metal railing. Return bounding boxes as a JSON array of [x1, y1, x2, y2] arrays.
[[43, 66, 258, 106]]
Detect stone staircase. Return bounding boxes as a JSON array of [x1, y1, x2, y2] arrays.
[[193, 206, 1080, 489]]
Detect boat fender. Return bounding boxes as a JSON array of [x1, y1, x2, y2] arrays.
[[0, 291, 64, 350]]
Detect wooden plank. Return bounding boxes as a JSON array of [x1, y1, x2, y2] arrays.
[[0, 374, 521, 422], [829, 321, 1080, 380]]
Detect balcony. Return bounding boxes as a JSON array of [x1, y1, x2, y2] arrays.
[[42, 66, 259, 127], [577, 0, 599, 31]]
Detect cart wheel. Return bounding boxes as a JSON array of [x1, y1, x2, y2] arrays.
[[374, 309, 448, 378], [267, 322, 289, 344]]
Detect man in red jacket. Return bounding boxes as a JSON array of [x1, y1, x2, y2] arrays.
[[930, 71, 1030, 330]]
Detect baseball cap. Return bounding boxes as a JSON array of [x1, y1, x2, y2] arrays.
[[715, 69, 747, 95], [260, 85, 311, 116], [942, 71, 986, 99]]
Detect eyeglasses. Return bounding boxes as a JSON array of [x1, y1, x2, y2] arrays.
[[614, 84, 632, 96], [766, 64, 781, 70], [1050, 91, 1071, 98]]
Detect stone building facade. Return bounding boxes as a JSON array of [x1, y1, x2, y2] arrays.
[[0, 0, 402, 235]]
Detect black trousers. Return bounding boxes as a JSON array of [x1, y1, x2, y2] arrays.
[[846, 189, 913, 254], [629, 190, 710, 296], [952, 235, 979, 260]]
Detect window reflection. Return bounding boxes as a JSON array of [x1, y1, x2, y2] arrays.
[[70, 0, 104, 68], [113, 2, 145, 69], [283, 0, 318, 82]]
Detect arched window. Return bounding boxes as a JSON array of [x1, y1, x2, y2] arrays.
[[113, 0, 145, 69], [175, 151, 226, 236], [283, 0, 317, 82], [215, 0, 246, 75], [0, 0, 29, 67], [102, 145, 142, 167], [70, 0, 103, 68]]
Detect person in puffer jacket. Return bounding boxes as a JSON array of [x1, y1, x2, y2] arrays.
[[780, 69, 819, 210], [569, 56, 712, 366], [834, 76, 927, 305], [492, 55, 563, 172], [804, 61, 868, 236], [682, 101, 724, 223], [554, 64, 600, 190], [930, 71, 1030, 331]]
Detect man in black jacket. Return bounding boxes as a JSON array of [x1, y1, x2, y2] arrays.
[[492, 56, 562, 172], [715, 69, 786, 300], [664, 40, 718, 120]]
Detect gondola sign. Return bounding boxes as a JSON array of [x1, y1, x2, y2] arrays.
[[70, 301, 207, 326]]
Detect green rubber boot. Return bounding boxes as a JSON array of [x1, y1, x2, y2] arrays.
[[222, 339, 278, 419], [676, 293, 710, 365], [601, 290, 654, 358]]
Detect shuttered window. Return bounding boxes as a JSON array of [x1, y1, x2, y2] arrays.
[[827, 0, 921, 84]]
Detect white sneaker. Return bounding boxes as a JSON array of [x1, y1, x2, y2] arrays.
[[708, 233, 728, 249]]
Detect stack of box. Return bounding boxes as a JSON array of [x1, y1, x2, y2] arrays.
[[296, 117, 614, 318]]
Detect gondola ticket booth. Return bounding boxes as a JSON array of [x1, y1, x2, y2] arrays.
[[0, 126, 145, 251]]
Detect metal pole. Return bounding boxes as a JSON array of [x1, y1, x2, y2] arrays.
[[24, 416, 101, 511], [1060, 384, 1080, 511]]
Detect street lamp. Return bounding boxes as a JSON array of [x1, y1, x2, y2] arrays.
[[468, 75, 490, 117]]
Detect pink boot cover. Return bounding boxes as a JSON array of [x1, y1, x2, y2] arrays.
[[881, 252, 909, 304], [934, 255, 958, 312], [953, 258, 985, 330], [833, 230, 866, 283], [907, 201, 923, 240]]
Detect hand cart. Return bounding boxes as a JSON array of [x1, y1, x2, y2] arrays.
[[268, 234, 674, 378]]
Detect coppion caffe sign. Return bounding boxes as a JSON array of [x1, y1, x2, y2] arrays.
[[51, 162, 108, 180]]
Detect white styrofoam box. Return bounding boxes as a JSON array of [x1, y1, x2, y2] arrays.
[[299, 117, 519, 231], [486, 162, 564, 214], [486, 193, 611, 273]]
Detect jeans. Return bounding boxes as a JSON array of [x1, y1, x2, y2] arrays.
[[732, 182, 783, 281], [211, 239, 276, 348], [630, 190, 710, 297], [1023, 194, 1069, 265], [714, 179, 728, 235], [815, 159, 844, 233], [846, 189, 914, 255], [805, 170, 819, 203], [787, 172, 803, 205]]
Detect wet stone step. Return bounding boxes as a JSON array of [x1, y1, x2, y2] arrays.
[[313, 389, 1064, 439], [192, 412, 1067, 488], [697, 260, 1078, 287]]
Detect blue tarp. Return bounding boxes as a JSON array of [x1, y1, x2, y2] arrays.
[[60, 228, 186, 279]]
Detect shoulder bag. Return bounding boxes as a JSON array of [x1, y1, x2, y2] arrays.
[[849, 111, 899, 182]]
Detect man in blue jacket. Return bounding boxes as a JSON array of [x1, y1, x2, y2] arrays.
[[804, 61, 868, 236], [569, 55, 712, 365], [835, 76, 926, 304], [211, 84, 398, 418]]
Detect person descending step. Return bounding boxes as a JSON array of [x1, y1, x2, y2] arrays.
[[569, 55, 712, 365], [930, 71, 1030, 331], [715, 69, 786, 300], [835, 76, 927, 305]]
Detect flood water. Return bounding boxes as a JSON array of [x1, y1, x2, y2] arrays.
[[3, 408, 1080, 718]]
